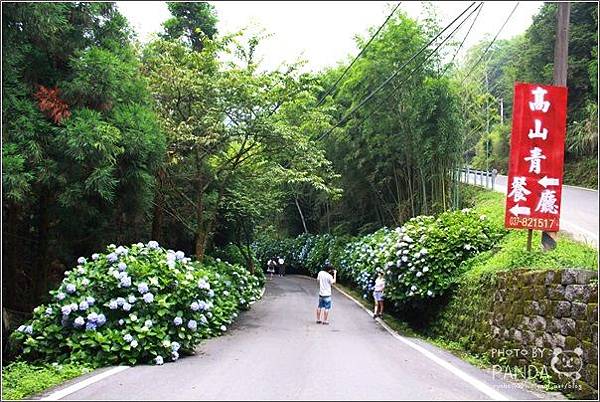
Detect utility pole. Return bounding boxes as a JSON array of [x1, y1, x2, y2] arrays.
[[485, 69, 490, 187], [499, 98, 504, 125], [542, 2, 570, 251]]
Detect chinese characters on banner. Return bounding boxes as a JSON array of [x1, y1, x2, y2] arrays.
[[505, 83, 567, 232]]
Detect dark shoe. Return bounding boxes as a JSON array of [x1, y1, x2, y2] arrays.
[[316, 320, 322, 324], [322, 321, 329, 325]]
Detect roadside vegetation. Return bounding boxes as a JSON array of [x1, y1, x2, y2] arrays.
[[1, 361, 91, 400]]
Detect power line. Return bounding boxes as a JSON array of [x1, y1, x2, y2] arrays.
[[316, 1, 478, 141], [316, 2, 402, 107], [460, 2, 520, 85], [442, 2, 484, 75], [319, 1, 482, 142]]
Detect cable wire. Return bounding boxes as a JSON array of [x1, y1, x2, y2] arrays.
[[316, 1, 478, 141], [316, 2, 402, 107], [460, 2, 520, 85]]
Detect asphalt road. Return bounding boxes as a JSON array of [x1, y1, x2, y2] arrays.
[[463, 172, 598, 247], [40, 276, 556, 401]]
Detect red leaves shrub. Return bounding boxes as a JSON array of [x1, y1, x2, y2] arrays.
[[34, 86, 71, 124]]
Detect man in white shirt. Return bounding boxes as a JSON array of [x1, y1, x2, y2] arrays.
[[316, 262, 336, 325]]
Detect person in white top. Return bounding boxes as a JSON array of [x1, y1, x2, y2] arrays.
[[277, 256, 285, 276], [373, 272, 386, 318], [316, 262, 336, 325]]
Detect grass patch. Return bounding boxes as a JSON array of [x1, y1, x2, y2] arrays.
[[1, 361, 91, 400], [461, 186, 598, 278]]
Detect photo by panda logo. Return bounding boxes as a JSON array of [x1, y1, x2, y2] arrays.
[[550, 348, 583, 380]]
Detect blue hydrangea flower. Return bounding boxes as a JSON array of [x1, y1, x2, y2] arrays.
[[171, 342, 180, 352], [109, 300, 118, 310], [120, 276, 132, 288], [92, 253, 100, 260], [87, 312, 98, 322], [154, 356, 164, 365], [131, 339, 138, 348], [66, 284, 76, 294], [86, 296, 95, 305], [45, 307, 53, 316], [118, 262, 127, 271], [144, 319, 153, 328], [223, 291, 230, 297], [123, 303, 132, 312], [118, 319, 125, 325], [24, 325, 33, 334], [74, 316, 85, 327], [115, 246, 128, 255], [173, 317, 183, 326], [208, 290, 215, 298], [85, 322, 97, 331], [77, 267, 86, 275], [199, 315, 208, 325], [190, 302, 200, 311], [197, 301, 207, 311], [107, 253, 118, 263], [79, 301, 89, 311], [197, 279, 210, 290], [81, 278, 90, 287], [171, 351, 179, 361], [61, 305, 72, 316], [143, 293, 154, 303], [147, 241, 159, 249], [128, 295, 136, 304], [175, 251, 185, 260], [166, 260, 176, 269], [77, 257, 86, 265], [17, 325, 26, 332], [187, 320, 197, 331], [97, 314, 107, 326], [123, 334, 133, 343], [56, 292, 66, 301], [138, 283, 149, 294], [116, 297, 126, 307], [166, 252, 176, 262]]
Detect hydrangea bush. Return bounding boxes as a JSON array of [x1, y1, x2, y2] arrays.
[[10, 242, 262, 367], [254, 209, 502, 306]]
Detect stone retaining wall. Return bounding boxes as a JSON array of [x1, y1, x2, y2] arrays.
[[431, 268, 598, 399]]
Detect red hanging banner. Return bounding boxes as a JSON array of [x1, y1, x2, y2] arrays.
[[504, 82, 568, 232]]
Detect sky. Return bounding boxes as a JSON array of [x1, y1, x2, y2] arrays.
[[117, 1, 543, 72]]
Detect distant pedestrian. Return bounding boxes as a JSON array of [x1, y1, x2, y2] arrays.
[[316, 262, 336, 325], [277, 256, 285, 276], [373, 271, 385, 318], [267, 259, 275, 278]]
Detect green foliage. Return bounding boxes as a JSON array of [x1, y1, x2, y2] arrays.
[[461, 2, 598, 182], [462, 188, 598, 278], [313, 11, 465, 233], [2, 361, 92, 400], [9, 242, 262, 367], [563, 158, 598, 189], [161, 2, 218, 51], [337, 209, 503, 304]]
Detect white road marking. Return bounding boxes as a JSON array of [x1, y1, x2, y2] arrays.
[[40, 366, 130, 400], [333, 284, 510, 401]]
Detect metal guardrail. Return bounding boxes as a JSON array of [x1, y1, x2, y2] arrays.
[[458, 166, 498, 190]]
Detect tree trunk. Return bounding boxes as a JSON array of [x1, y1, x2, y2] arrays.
[[2, 202, 19, 309], [151, 168, 166, 242], [294, 196, 308, 233], [35, 191, 50, 306], [194, 182, 206, 260]]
